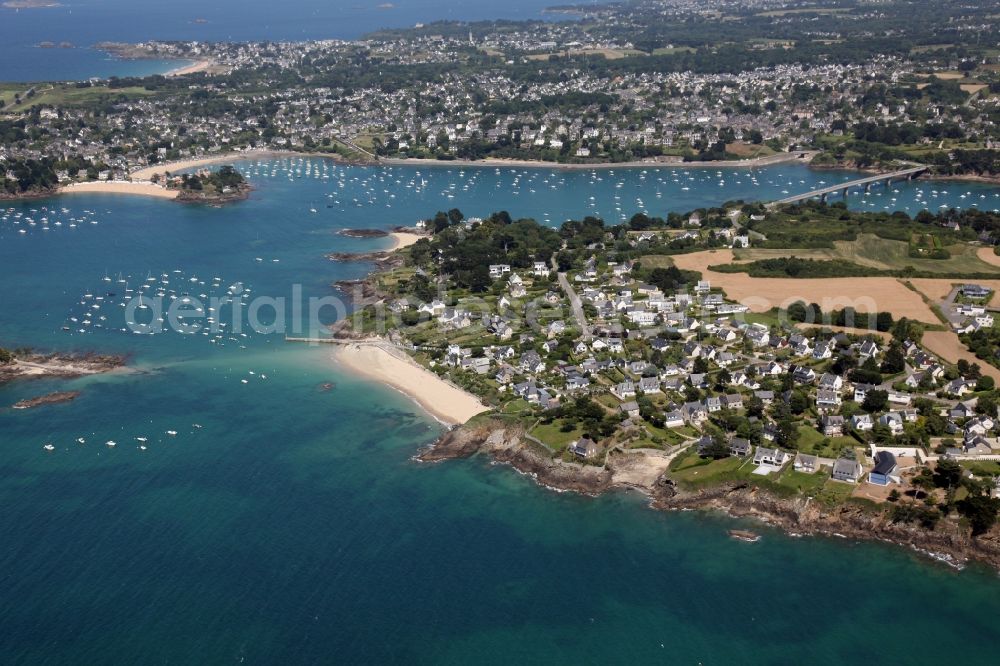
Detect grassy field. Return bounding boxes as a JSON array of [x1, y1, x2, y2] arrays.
[[756, 7, 850, 16], [353, 134, 382, 151], [725, 142, 776, 159], [961, 460, 1000, 476], [796, 425, 826, 450], [742, 309, 789, 329], [1, 83, 156, 113], [813, 479, 857, 507], [794, 427, 859, 459], [732, 233, 1000, 276], [669, 451, 751, 488], [910, 44, 954, 54], [651, 46, 696, 55], [638, 255, 677, 269], [530, 421, 586, 452], [776, 469, 829, 495], [666, 446, 875, 504], [0, 84, 24, 108], [527, 48, 645, 61], [500, 398, 531, 415]]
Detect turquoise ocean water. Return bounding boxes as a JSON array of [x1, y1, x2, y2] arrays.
[[3, 161, 1000, 663]]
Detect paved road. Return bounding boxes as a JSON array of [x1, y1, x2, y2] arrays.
[[552, 256, 592, 340], [773, 166, 928, 205]]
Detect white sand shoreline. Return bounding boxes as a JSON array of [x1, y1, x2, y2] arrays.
[[166, 59, 213, 77], [388, 232, 422, 250], [59, 180, 178, 199], [126, 149, 815, 182], [332, 340, 489, 426], [127, 149, 352, 181], [380, 151, 819, 170]]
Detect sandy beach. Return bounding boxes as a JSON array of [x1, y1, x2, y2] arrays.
[[167, 60, 213, 77], [60, 181, 178, 199], [333, 341, 489, 425], [389, 232, 422, 250], [380, 151, 817, 171], [124, 148, 817, 183], [129, 154, 262, 181], [127, 149, 359, 181]]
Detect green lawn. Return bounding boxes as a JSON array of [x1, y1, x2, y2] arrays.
[[961, 460, 1000, 477], [3, 84, 156, 113], [808, 434, 858, 459], [638, 255, 676, 269], [530, 421, 586, 452], [501, 398, 531, 415], [743, 309, 788, 329], [814, 479, 857, 507], [596, 394, 621, 410], [642, 422, 694, 447], [669, 451, 752, 488], [776, 469, 828, 495], [651, 46, 696, 55], [667, 447, 866, 503], [797, 425, 825, 449]]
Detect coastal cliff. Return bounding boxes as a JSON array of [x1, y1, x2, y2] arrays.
[[651, 483, 1000, 571], [419, 422, 614, 494], [421, 419, 1000, 572]]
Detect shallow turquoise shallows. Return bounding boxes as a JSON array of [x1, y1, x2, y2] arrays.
[[2, 160, 1000, 664]]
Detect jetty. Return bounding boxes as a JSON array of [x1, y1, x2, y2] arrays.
[[769, 165, 928, 207], [285, 336, 356, 344]]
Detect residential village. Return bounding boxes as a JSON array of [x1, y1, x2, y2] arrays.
[[348, 211, 1000, 522], [2, 0, 999, 193]]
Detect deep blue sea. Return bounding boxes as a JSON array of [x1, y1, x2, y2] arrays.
[[0, 0, 563, 82], [3, 160, 1000, 663]]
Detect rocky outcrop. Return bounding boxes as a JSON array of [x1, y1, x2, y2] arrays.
[[326, 251, 402, 267], [653, 482, 1000, 571], [332, 278, 382, 304], [12, 391, 80, 409], [418, 420, 1000, 571], [0, 352, 126, 385], [0, 186, 60, 201], [417, 421, 612, 494], [337, 229, 389, 238]]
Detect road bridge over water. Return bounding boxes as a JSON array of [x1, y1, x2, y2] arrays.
[[768, 166, 928, 208]]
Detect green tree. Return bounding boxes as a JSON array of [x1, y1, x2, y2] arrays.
[[789, 390, 809, 415], [777, 418, 800, 450], [933, 459, 963, 489], [976, 392, 998, 416], [701, 439, 731, 460], [862, 389, 888, 413], [880, 345, 906, 375], [957, 495, 1000, 536]]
